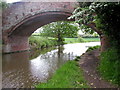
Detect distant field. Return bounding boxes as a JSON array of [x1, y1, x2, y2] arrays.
[[83, 37, 100, 42], [31, 35, 100, 44], [64, 38, 79, 44], [64, 37, 100, 44]]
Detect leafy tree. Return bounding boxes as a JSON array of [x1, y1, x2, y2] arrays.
[[40, 21, 79, 45], [69, 2, 120, 51], [68, 2, 103, 36]]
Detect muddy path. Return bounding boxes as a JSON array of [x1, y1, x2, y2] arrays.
[[79, 49, 118, 88]]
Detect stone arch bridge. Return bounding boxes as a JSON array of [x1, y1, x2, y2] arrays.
[[2, 1, 78, 53]]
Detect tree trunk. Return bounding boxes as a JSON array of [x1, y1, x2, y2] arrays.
[[57, 32, 61, 45], [84, 23, 111, 52], [100, 35, 111, 52]]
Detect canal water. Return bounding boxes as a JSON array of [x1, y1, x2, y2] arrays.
[[2, 42, 100, 88]]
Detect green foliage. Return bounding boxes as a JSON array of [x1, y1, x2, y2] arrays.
[[69, 2, 120, 46], [79, 24, 95, 35], [40, 21, 79, 45], [36, 61, 89, 88], [99, 47, 120, 86], [94, 3, 120, 47], [86, 45, 100, 52], [74, 56, 81, 61], [68, 2, 96, 35], [0, 0, 8, 9], [29, 36, 57, 49]]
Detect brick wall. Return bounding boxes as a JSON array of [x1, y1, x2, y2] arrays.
[[2, 2, 77, 31]]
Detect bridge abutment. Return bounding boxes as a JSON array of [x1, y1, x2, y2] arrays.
[[3, 36, 30, 53]]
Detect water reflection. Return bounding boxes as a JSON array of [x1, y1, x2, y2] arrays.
[[2, 42, 100, 88]]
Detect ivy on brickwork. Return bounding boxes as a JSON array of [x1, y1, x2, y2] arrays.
[[94, 2, 120, 47]]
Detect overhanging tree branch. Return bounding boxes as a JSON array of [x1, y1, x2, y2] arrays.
[[84, 22, 103, 36]]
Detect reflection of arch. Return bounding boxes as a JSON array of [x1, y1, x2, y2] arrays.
[[3, 11, 74, 53]]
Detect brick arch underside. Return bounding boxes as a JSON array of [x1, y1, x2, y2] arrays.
[[3, 11, 73, 53]]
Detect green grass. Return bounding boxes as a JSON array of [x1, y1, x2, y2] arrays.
[[86, 45, 100, 52], [36, 60, 89, 88], [29, 36, 100, 50], [99, 47, 120, 86], [30, 36, 100, 47], [64, 37, 100, 44], [64, 38, 80, 44]]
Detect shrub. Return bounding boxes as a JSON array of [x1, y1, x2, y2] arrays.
[[29, 36, 57, 49]]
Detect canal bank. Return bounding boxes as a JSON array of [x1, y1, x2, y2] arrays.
[[2, 42, 100, 88], [36, 60, 89, 88], [36, 48, 118, 88]]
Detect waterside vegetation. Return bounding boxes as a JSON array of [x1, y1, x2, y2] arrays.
[[29, 36, 57, 49], [36, 60, 89, 88], [29, 36, 100, 50]]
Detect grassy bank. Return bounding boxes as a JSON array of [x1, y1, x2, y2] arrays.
[[36, 60, 89, 88], [64, 37, 100, 44], [99, 47, 120, 86], [29, 36, 57, 49], [29, 36, 100, 48], [86, 45, 100, 52]]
